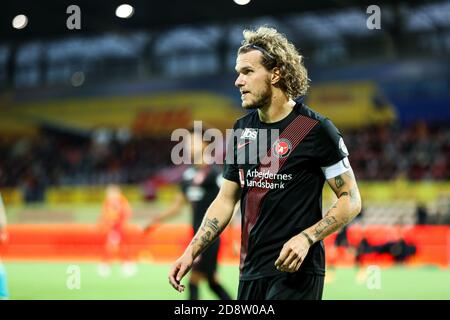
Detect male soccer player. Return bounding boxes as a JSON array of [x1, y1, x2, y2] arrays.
[[168, 26, 362, 300], [0, 193, 9, 299], [97, 184, 135, 277], [145, 129, 232, 300]]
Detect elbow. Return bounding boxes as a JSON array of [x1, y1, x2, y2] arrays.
[[353, 197, 362, 218], [343, 195, 362, 223]]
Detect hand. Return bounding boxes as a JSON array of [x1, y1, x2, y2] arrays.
[[274, 232, 312, 273], [168, 250, 194, 292]]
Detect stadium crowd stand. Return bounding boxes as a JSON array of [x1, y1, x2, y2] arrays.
[[1, 122, 449, 192]]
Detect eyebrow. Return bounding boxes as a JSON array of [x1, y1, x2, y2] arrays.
[[235, 66, 253, 73]]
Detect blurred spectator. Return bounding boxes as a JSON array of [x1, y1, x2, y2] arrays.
[[1, 121, 450, 190], [356, 238, 417, 264], [416, 203, 428, 225]]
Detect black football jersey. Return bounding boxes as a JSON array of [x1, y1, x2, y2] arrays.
[[223, 98, 349, 280], [180, 165, 223, 232]]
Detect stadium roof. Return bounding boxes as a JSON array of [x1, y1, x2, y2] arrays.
[[1, 0, 445, 42]]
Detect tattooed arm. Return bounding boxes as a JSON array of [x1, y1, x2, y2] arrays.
[[307, 168, 361, 242], [168, 179, 241, 292], [275, 168, 361, 273]]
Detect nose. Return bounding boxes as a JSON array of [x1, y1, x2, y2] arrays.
[[235, 74, 245, 88]]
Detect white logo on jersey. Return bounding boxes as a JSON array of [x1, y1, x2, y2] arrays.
[[240, 128, 258, 140]]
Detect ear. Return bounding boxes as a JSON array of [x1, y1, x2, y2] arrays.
[[271, 67, 281, 85]]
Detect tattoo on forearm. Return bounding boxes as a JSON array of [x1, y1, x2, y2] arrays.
[[191, 217, 223, 253], [205, 217, 219, 232], [313, 216, 341, 239], [316, 170, 360, 242], [201, 231, 212, 245], [335, 175, 344, 189]]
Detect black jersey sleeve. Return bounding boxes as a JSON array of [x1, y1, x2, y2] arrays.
[[315, 118, 349, 167], [222, 122, 240, 184]]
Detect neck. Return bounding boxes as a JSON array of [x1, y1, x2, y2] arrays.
[[258, 91, 294, 123]]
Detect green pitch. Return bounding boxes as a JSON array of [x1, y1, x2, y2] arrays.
[[2, 261, 450, 300]]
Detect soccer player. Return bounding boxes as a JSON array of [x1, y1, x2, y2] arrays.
[[168, 26, 362, 300], [145, 128, 232, 300], [97, 184, 136, 277], [0, 193, 9, 299]]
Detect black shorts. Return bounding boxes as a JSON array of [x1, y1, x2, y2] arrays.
[[192, 238, 220, 277], [237, 272, 324, 300]]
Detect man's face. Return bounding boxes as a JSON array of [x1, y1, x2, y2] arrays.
[[235, 50, 272, 109]]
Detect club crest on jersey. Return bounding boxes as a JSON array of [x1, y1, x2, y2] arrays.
[[272, 138, 292, 158], [240, 128, 258, 141]]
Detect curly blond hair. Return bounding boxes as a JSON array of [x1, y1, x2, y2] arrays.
[[238, 26, 309, 98]]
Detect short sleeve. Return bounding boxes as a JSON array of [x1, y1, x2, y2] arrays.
[[222, 122, 240, 184], [315, 118, 349, 167]]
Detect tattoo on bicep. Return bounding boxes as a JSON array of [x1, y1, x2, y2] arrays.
[[335, 175, 345, 189]]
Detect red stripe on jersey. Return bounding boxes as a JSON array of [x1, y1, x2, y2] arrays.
[[240, 115, 318, 273]]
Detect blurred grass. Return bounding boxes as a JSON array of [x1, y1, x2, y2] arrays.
[[2, 262, 450, 300]]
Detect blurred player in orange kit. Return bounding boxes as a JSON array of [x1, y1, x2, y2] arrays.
[[97, 184, 136, 277], [0, 193, 10, 299]]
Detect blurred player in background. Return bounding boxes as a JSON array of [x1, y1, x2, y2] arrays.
[[168, 26, 362, 300], [0, 193, 9, 299], [325, 209, 363, 284], [145, 128, 232, 300], [97, 184, 136, 277]]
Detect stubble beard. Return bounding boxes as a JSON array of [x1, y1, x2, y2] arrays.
[[242, 81, 272, 110]]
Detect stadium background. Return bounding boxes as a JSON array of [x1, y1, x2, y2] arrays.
[[1, 0, 450, 299]]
